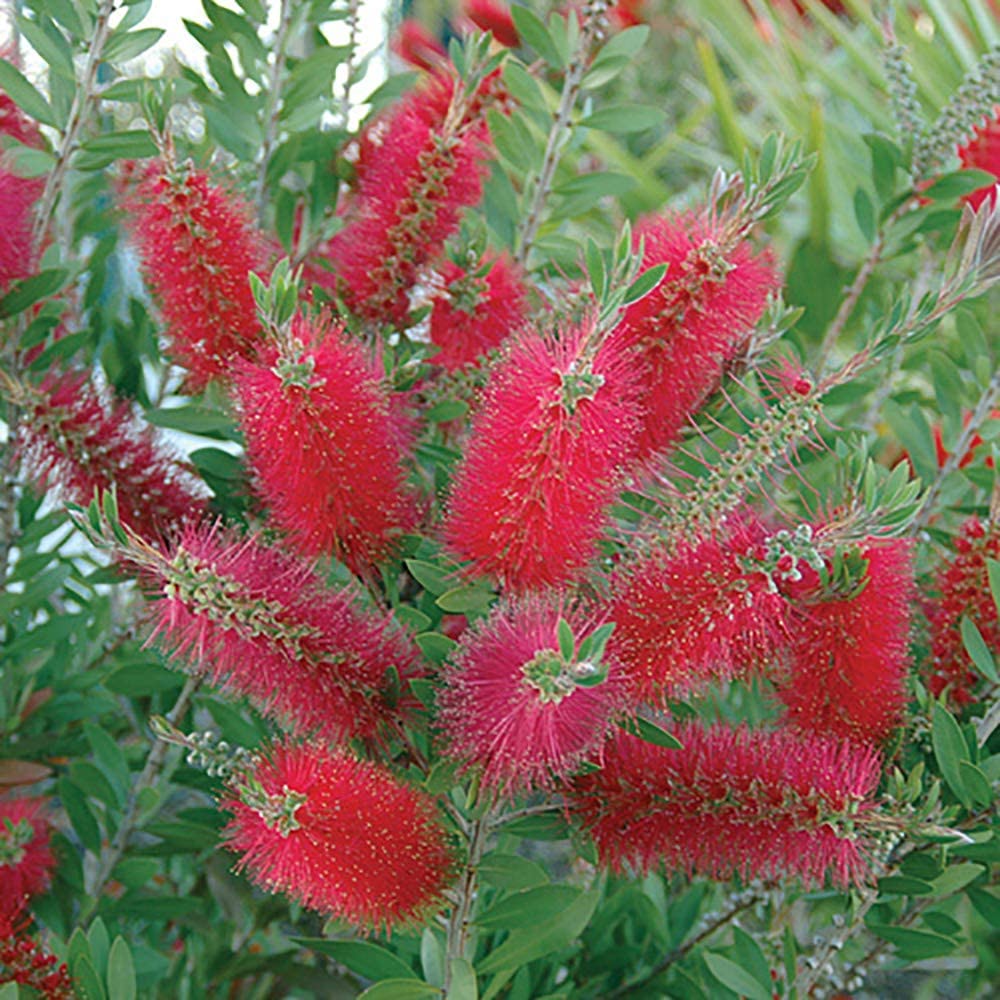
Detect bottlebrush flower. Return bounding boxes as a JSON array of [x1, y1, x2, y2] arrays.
[[234, 315, 417, 572], [437, 598, 626, 794], [145, 522, 422, 743], [0, 920, 74, 999], [429, 253, 528, 370], [323, 71, 505, 328], [607, 514, 790, 704], [18, 370, 208, 539], [777, 538, 914, 744], [462, 0, 521, 47], [570, 722, 881, 888], [617, 211, 779, 458], [926, 517, 1000, 706], [124, 161, 266, 388], [957, 107, 1000, 210], [390, 19, 447, 71], [0, 92, 44, 292], [0, 797, 55, 921], [220, 742, 454, 930], [443, 323, 644, 591]]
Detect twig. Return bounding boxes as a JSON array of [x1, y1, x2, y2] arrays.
[[911, 368, 1000, 533], [31, 0, 118, 252], [81, 673, 201, 922], [515, 0, 612, 267], [816, 197, 914, 372], [443, 814, 491, 996], [255, 0, 295, 222]]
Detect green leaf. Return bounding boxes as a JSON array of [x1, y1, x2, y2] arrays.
[[0, 58, 57, 126], [854, 187, 876, 242], [477, 886, 580, 931], [618, 716, 683, 749], [76, 129, 157, 168], [957, 762, 993, 809], [106, 937, 137, 1000], [146, 405, 237, 438], [293, 940, 417, 982], [0, 983, 19, 999], [580, 104, 666, 133], [623, 264, 666, 305], [932, 703, 973, 808], [922, 169, 997, 202], [88, 919, 109, 979], [866, 924, 957, 960], [968, 887, 1000, 927], [415, 632, 457, 665], [499, 812, 570, 840], [987, 558, 1000, 616], [405, 559, 455, 596], [932, 862, 985, 896], [73, 954, 106, 1000], [732, 926, 772, 994], [103, 27, 165, 63], [703, 953, 771, 1000], [961, 617, 999, 683], [436, 585, 493, 615], [58, 777, 102, 853], [477, 853, 549, 891], [357, 981, 440, 1000], [477, 889, 599, 975], [0, 269, 69, 319], [447, 959, 478, 1000], [510, 7, 563, 68], [557, 618, 575, 661], [552, 171, 636, 217], [18, 15, 75, 81], [878, 875, 935, 896]]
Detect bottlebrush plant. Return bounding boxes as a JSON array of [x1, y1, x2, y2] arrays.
[[1, 1, 999, 999]]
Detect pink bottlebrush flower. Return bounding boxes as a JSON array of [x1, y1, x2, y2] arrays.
[[957, 107, 1000, 210], [437, 597, 626, 795], [443, 324, 644, 591], [221, 742, 454, 931], [777, 538, 914, 744], [0, 92, 44, 292], [146, 522, 422, 743], [234, 315, 417, 572], [0, 797, 54, 922], [18, 370, 208, 539], [569, 722, 882, 888], [609, 0, 647, 29], [617, 211, 779, 458], [124, 161, 266, 389], [390, 19, 447, 71], [926, 517, 1000, 706], [429, 253, 528, 370], [607, 514, 790, 704], [323, 71, 505, 328], [462, 0, 521, 48]]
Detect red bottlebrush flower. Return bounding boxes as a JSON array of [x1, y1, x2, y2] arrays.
[[18, 370, 208, 539], [146, 523, 422, 743], [462, 0, 521, 47], [926, 517, 1000, 706], [569, 722, 881, 888], [617, 211, 779, 458], [932, 409, 999, 470], [443, 324, 644, 591], [390, 19, 447, 71], [0, 797, 55, 922], [957, 107, 1000, 210], [437, 598, 626, 795], [0, 92, 45, 292], [607, 514, 790, 704], [609, 0, 647, 29], [0, 918, 74, 1000], [429, 253, 528, 370], [323, 71, 504, 328], [234, 315, 417, 572], [221, 742, 454, 931], [124, 161, 266, 389], [777, 538, 914, 744]]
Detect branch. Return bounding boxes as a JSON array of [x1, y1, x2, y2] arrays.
[[515, 0, 612, 266], [443, 814, 491, 995], [255, 0, 295, 222]]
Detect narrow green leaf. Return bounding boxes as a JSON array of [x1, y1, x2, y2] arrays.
[[932, 704, 973, 808], [557, 618, 575, 661], [510, 7, 564, 68], [866, 924, 957, 960], [703, 953, 770, 1000], [580, 104, 666, 134], [623, 264, 666, 305], [957, 762, 993, 808], [932, 862, 985, 896], [436, 585, 493, 614], [292, 940, 417, 982], [447, 959, 478, 1000], [357, 981, 440, 1000], [477, 853, 549, 891], [58, 777, 102, 853], [618, 716, 683, 749], [106, 937, 137, 1000], [0, 269, 69, 319], [987, 557, 1000, 616], [477, 886, 580, 931], [72, 954, 106, 1000], [922, 169, 997, 202], [968, 887, 1000, 927], [0, 58, 57, 126], [405, 559, 454, 596], [854, 187, 876, 242], [878, 875, 935, 896], [0, 983, 19, 999]]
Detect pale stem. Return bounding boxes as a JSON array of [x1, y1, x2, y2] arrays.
[[81, 673, 201, 923], [911, 367, 1000, 534], [337, 0, 362, 128], [255, 0, 295, 222], [515, 0, 612, 267], [443, 815, 491, 995]]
